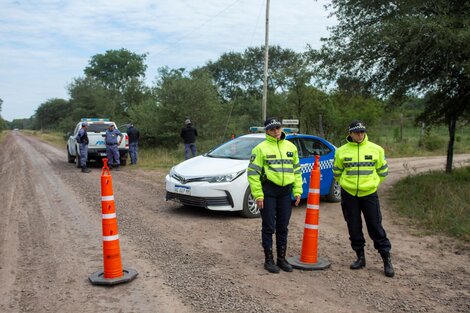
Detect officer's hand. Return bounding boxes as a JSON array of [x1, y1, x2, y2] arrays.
[[256, 199, 264, 209], [294, 195, 301, 206]]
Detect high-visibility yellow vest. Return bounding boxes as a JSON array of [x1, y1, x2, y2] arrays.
[[333, 134, 388, 197], [247, 133, 303, 200]]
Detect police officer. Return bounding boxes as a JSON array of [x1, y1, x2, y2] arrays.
[[75, 122, 91, 173], [127, 123, 140, 165], [104, 124, 123, 170], [333, 121, 394, 277], [248, 118, 303, 273]]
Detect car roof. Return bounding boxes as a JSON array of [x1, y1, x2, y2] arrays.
[[239, 133, 324, 140]]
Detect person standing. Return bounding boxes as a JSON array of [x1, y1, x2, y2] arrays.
[[180, 119, 197, 159], [333, 121, 395, 277], [247, 118, 302, 274], [127, 123, 140, 165], [76, 122, 91, 173], [104, 124, 123, 170]]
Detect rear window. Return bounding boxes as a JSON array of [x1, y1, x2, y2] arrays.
[[87, 123, 113, 133]]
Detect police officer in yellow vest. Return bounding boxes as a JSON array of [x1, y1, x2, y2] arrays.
[[333, 121, 394, 277], [248, 118, 302, 273]]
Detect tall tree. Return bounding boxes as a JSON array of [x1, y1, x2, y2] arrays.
[[84, 48, 149, 115], [311, 0, 470, 172]]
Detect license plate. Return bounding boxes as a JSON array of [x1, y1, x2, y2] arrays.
[[99, 153, 107, 156], [174, 185, 191, 195]]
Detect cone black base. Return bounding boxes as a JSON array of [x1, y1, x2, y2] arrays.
[[89, 267, 138, 286], [287, 256, 331, 270]]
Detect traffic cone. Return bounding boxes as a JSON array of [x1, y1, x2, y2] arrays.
[[288, 155, 331, 270], [89, 158, 138, 286]]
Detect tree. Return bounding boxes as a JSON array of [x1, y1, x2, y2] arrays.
[[153, 67, 224, 147], [34, 98, 69, 131], [311, 0, 470, 173], [84, 48, 149, 115]]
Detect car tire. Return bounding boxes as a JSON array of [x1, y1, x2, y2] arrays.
[[120, 158, 127, 166], [326, 180, 341, 202], [240, 187, 260, 218], [67, 146, 75, 163]]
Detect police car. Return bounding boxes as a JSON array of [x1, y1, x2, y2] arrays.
[[165, 128, 340, 218]]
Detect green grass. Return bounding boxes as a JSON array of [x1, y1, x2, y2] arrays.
[[0, 131, 8, 143], [390, 167, 470, 243]]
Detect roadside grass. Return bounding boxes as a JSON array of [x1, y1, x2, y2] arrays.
[[22, 129, 67, 148], [390, 167, 470, 243], [0, 131, 8, 143]]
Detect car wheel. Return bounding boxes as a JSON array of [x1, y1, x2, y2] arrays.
[[326, 180, 341, 202], [240, 187, 260, 218], [120, 158, 127, 166], [67, 146, 75, 163]]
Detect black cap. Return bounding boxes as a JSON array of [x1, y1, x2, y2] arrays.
[[349, 120, 366, 133], [264, 117, 282, 130]]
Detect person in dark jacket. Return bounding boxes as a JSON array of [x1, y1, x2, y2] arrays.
[[127, 123, 140, 165], [75, 122, 91, 173], [180, 119, 197, 159]]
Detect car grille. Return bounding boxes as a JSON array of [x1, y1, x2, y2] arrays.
[[166, 191, 233, 208]]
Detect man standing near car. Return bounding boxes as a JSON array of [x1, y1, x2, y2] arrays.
[[180, 119, 197, 159], [76, 122, 91, 173], [104, 124, 123, 170], [127, 123, 140, 165], [333, 120, 394, 277], [248, 118, 303, 273]]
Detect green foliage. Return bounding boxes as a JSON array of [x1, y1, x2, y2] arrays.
[[419, 133, 447, 151], [312, 0, 470, 172], [391, 167, 470, 242]]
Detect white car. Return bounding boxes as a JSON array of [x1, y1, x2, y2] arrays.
[[165, 133, 340, 218]]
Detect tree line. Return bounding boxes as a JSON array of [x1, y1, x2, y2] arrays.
[[4, 1, 469, 172]]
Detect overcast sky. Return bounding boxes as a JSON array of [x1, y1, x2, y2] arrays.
[[0, 0, 336, 121]]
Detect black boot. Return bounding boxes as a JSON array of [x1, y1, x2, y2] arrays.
[[81, 166, 91, 173], [381, 252, 395, 278], [264, 249, 280, 273], [350, 249, 366, 269], [277, 246, 293, 272]]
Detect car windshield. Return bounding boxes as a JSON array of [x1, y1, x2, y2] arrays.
[[88, 123, 113, 133], [207, 137, 264, 160]]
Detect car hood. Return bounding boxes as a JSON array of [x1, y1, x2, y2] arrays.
[[172, 155, 248, 177]]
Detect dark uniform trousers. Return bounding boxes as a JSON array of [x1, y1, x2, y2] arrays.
[[341, 189, 392, 253], [260, 181, 293, 250]]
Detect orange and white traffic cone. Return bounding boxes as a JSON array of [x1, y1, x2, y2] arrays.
[[288, 155, 331, 270], [89, 158, 138, 286]]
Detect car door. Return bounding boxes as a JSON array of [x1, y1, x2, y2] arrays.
[[298, 136, 335, 197]]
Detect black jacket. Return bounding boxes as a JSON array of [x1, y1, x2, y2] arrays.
[[127, 126, 140, 144], [181, 126, 197, 144]]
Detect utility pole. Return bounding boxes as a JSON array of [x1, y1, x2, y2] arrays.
[[262, 0, 270, 122]]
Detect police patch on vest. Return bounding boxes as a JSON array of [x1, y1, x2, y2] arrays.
[[250, 154, 256, 162], [365, 155, 372, 160], [266, 154, 276, 158], [345, 157, 352, 161], [286, 152, 293, 157]]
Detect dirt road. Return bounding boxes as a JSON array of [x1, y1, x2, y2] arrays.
[[1, 132, 469, 313]]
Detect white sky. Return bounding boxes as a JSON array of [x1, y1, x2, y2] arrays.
[[0, 0, 335, 121]]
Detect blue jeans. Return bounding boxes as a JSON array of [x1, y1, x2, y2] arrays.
[[129, 142, 138, 164], [184, 143, 197, 159], [79, 143, 88, 167], [106, 144, 120, 166]]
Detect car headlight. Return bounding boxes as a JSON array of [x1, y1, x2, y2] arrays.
[[207, 169, 245, 183]]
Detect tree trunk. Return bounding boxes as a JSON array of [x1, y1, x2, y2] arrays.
[[445, 115, 457, 174]]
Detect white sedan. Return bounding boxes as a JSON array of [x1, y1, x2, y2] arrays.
[[165, 133, 340, 218]]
